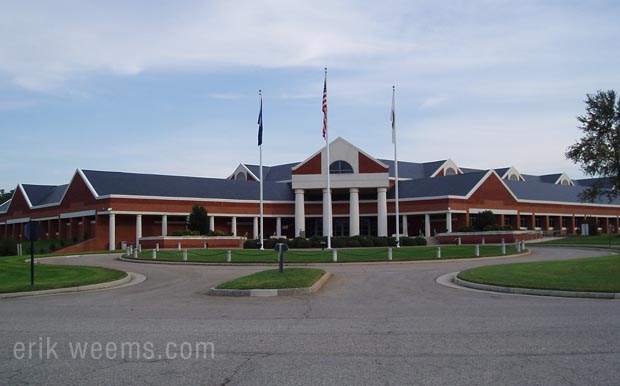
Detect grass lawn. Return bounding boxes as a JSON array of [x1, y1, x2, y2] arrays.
[[540, 234, 620, 246], [0, 255, 127, 293], [458, 255, 620, 293], [216, 268, 325, 290], [132, 245, 521, 263]]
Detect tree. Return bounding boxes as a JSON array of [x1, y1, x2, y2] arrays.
[[187, 205, 210, 235], [475, 210, 497, 231], [566, 90, 620, 202], [0, 189, 14, 203]]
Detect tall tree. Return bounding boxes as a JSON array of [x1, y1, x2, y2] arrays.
[[187, 205, 210, 235], [566, 90, 620, 202]]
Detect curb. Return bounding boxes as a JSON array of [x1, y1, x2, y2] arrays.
[[118, 251, 531, 267], [0, 272, 146, 299], [207, 271, 332, 297], [448, 272, 620, 300]]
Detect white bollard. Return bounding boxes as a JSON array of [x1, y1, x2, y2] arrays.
[[388, 247, 393, 261], [129, 245, 133, 255], [152, 249, 157, 260], [521, 241, 526, 251], [475, 244, 480, 257], [332, 249, 338, 262], [204, 242, 207, 249], [226, 250, 232, 263], [126, 247, 131, 256], [436, 246, 441, 259], [138, 244, 142, 253], [17, 244, 22, 256], [501, 240, 506, 255], [481, 237, 485, 245], [457, 237, 461, 246], [177, 242, 181, 251], [133, 249, 138, 258], [517, 242, 522, 253], [182, 249, 188, 261], [156, 243, 160, 252]]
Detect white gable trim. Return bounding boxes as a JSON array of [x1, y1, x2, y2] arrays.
[[430, 159, 462, 177]]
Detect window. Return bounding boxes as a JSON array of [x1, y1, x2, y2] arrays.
[[235, 172, 246, 181], [330, 160, 354, 174], [560, 179, 571, 186], [520, 217, 527, 228], [508, 174, 519, 181], [445, 167, 457, 175]]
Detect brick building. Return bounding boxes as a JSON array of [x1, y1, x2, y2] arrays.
[[1, 137, 619, 251]]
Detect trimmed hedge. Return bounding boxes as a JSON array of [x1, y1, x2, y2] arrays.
[[243, 236, 427, 249]]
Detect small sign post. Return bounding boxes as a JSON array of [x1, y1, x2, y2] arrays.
[[274, 243, 289, 273], [24, 221, 40, 287]]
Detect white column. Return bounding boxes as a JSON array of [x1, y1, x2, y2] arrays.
[[209, 216, 215, 232], [349, 188, 360, 236], [446, 210, 453, 233], [108, 213, 116, 251], [295, 189, 305, 237], [323, 188, 332, 237], [377, 187, 388, 237], [276, 217, 282, 237], [402, 215, 408, 236], [424, 214, 431, 237], [161, 214, 167, 236], [231, 217, 237, 236], [253, 217, 259, 239], [136, 214, 142, 246]]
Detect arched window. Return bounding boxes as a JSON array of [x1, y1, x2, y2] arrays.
[[330, 160, 354, 174], [445, 167, 457, 175], [560, 179, 570, 186], [235, 172, 247, 181], [509, 174, 519, 181]]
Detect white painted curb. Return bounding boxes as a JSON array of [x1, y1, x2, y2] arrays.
[[208, 271, 332, 297]]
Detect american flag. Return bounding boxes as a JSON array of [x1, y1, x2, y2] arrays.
[[322, 73, 328, 139]]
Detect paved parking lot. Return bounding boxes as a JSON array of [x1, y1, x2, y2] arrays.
[[1, 247, 619, 385]]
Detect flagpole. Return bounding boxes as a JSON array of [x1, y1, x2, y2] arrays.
[[392, 86, 401, 248], [323, 68, 332, 250], [258, 90, 264, 250]]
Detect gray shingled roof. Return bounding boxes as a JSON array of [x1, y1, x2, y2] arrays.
[[21, 184, 69, 207], [504, 179, 620, 205], [574, 177, 614, 189], [245, 162, 297, 182], [82, 170, 294, 201], [0, 199, 10, 213], [494, 167, 510, 177], [461, 167, 485, 174], [379, 159, 446, 179], [390, 170, 488, 199]]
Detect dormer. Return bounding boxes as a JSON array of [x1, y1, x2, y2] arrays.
[[227, 164, 258, 181], [497, 166, 524, 181], [431, 159, 462, 177]]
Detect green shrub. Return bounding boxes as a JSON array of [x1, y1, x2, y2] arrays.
[[291, 237, 312, 248], [331, 237, 346, 248], [243, 239, 259, 249], [386, 237, 397, 247], [345, 238, 361, 248], [170, 230, 201, 236], [400, 237, 417, 246], [60, 239, 66, 247], [372, 237, 387, 247], [49, 242, 56, 252], [206, 230, 227, 236], [309, 236, 325, 248], [0, 239, 17, 256], [475, 210, 497, 231], [263, 238, 288, 249], [356, 236, 373, 247], [188, 205, 210, 235], [415, 237, 427, 246]]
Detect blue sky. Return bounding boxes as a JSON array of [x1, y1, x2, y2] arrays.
[[1, 0, 619, 191]]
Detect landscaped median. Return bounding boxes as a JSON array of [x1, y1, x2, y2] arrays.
[[126, 245, 524, 264], [456, 254, 620, 299], [0, 254, 128, 295], [207, 268, 330, 297]]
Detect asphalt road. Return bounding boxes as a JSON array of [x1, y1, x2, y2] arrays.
[[1, 247, 619, 386]]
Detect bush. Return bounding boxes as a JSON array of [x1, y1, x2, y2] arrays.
[[400, 237, 417, 246], [309, 236, 325, 248], [49, 242, 56, 252], [263, 238, 288, 249], [83, 232, 90, 241], [206, 230, 227, 236], [357, 236, 373, 247], [243, 239, 259, 249], [371, 237, 387, 247], [171, 230, 201, 236], [0, 239, 17, 256], [386, 237, 397, 247], [331, 237, 346, 248], [291, 237, 312, 248], [345, 238, 361, 248], [414, 237, 427, 246], [585, 218, 599, 236]]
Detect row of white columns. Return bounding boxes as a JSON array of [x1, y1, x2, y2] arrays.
[[107, 209, 455, 251]]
